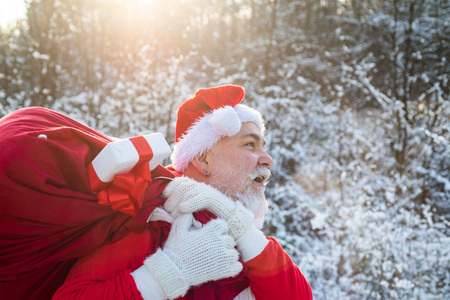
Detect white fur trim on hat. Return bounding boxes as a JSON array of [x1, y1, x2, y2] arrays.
[[171, 104, 265, 173]]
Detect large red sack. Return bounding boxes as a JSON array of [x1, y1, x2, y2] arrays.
[[0, 107, 171, 299]]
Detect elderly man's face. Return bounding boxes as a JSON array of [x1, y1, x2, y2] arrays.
[[207, 122, 273, 226]]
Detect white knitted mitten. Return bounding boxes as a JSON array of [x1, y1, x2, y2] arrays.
[[163, 177, 254, 240], [142, 213, 242, 299]]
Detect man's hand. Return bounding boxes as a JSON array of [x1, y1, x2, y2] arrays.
[[133, 213, 242, 299], [163, 177, 254, 240]]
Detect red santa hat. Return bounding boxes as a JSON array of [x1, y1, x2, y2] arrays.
[[171, 85, 265, 172]]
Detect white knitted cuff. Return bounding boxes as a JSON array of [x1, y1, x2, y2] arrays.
[[143, 249, 189, 299], [236, 225, 269, 262], [228, 202, 254, 240], [131, 265, 166, 300]]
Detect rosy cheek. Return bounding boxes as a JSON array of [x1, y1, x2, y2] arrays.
[[252, 153, 261, 163]]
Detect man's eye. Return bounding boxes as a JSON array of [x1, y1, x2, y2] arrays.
[[246, 142, 255, 148]]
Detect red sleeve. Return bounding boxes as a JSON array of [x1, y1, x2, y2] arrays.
[[245, 237, 313, 300], [52, 230, 153, 300]]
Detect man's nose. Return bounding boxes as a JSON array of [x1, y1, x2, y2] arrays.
[[259, 150, 274, 168]]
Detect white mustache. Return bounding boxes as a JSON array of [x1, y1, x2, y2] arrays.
[[248, 166, 271, 185]]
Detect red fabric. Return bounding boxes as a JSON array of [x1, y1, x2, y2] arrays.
[[52, 223, 170, 300], [245, 237, 313, 300], [130, 135, 154, 168], [0, 107, 173, 300], [96, 161, 153, 216], [87, 161, 105, 191], [52, 218, 250, 300], [175, 85, 244, 142], [52, 224, 313, 300]]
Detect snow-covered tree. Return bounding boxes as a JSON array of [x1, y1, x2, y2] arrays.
[[1, 1, 448, 298]]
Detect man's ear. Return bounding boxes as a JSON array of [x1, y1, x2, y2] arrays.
[[191, 152, 210, 174]]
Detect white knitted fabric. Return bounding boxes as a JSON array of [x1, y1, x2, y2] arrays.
[[163, 177, 254, 240], [142, 214, 242, 299]]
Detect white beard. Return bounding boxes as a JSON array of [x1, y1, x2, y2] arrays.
[[229, 191, 269, 230], [209, 158, 271, 229]]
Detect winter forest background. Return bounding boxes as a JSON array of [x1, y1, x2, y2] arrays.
[[1, 0, 449, 299]]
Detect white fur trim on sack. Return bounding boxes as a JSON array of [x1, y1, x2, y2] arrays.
[[171, 104, 265, 173]]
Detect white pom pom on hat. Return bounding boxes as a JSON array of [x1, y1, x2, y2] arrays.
[[171, 85, 265, 173], [210, 106, 241, 137]]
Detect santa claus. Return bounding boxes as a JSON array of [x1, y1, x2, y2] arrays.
[[0, 85, 312, 300]]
